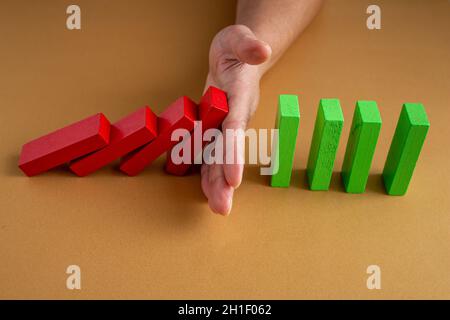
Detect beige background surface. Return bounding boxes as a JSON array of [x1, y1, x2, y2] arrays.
[[1, 0, 449, 299]]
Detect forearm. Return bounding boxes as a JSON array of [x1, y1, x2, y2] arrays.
[[236, 0, 323, 75]]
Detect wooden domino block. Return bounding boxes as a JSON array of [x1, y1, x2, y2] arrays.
[[119, 96, 197, 176], [69, 107, 158, 176], [18, 113, 110, 176], [341, 101, 382, 193], [382, 103, 429, 195], [165, 86, 229, 175], [306, 99, 344, 190], [270, 95, 300, 187]]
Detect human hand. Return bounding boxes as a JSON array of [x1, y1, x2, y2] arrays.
[[201, 25, 272, 215]]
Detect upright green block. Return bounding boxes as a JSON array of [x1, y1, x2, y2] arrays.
[[382, 103, 429, 196], [306, 99, 344, 190], [270, 95, 300, 187], [341, 101, 382, 193]]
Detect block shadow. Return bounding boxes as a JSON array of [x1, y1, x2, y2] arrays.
[[365, 173, 386, 195], [5, 153, 79, 177], [328, 171, 346, 193], [244, 165, 386, 195], [6, 151, 209, 226], [291, 169, 309, 190], [4, 153, 21, 177], [329, 172, 386, 195]]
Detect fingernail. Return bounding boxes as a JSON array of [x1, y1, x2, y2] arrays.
[[225, 198, 233, 215]]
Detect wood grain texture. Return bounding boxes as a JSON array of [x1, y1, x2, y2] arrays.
[[270, 95, 300, 187], [341, 101, 382, 193], [119, 97, 198, 176], [69, 107, 158, 176], [307, 99, 344, 190], [18, 113, 110, 176], [383, 103, 429, 195]]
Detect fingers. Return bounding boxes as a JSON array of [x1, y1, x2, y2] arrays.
[[221, 87, 257, 189], [222, 118, 245, 189], [201, 164, 234, 215], [225, 25, 272, 65]]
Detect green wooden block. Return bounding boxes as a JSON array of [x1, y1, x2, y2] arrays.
[[382, 103, 429, 196], [306, 99, 344, 190], [341, 101, 382, 193], [270, 95, 300, 187]]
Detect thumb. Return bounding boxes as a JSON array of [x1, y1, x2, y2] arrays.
[[225, 25, 272, 65]]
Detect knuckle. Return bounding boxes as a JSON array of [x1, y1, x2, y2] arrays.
[[222, 117, 249, 130]]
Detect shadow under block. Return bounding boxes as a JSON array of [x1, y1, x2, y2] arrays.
[[306, 99, 344, 190], [165, 86, 229, 176], [18, 113, 111, 176], [270, 95, 300, 187], [382, 103, 429, 196], [69, 107, 158, 176], [119, 96, 198, 176], [341, 101, 382, 193]]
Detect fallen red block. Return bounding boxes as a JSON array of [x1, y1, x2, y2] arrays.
[[19, 113, 110, 176], [119, 96, 198, 176], [165, 86, 229, 175], [69, 106, 158, 176]]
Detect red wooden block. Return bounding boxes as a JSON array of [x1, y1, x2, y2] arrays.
[[119, 96, 198, 176], [165, 86, 229, 175], [18, 113, 110, 176], [69, 106, 158, 176]]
